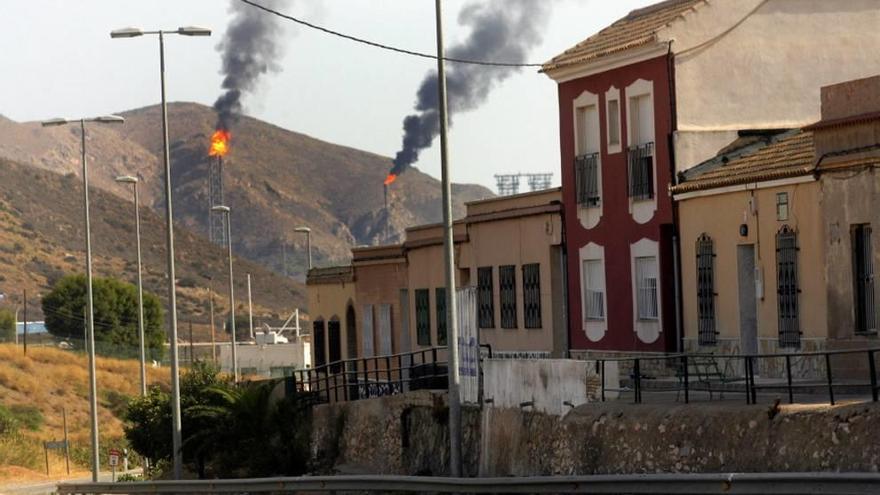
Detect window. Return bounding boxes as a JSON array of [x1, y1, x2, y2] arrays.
[[415, 289, 431, 346], [575, 153, 600, 207], [477, 267, 494, 328], [575, 104, 599, 155], [313, 320, 326, 367], [583, 260, 605, 320], [499, 265, 517, 329], [522, 264, 542, 329], [607, 99, 620, 147], [853, 224, 876, 334], [627, 142, 654, 200], [776, 226, 801, 347], [776, 193, 789, 221], [696, 234, 717, 345], [436, 288, 447, 345], [328, 319, 342, 373], [629, 94, 654, 145], [635, 256, 659, 320]]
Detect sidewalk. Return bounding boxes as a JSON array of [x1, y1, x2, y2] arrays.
[[0, 469, 141, 495]]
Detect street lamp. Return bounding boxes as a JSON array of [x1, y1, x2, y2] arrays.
[[294, 227, 312, 271], [112, 25, 210, 480], [42, 115, 125, 482], [212, 206, 238, 383], [115, 175, 147, 398]]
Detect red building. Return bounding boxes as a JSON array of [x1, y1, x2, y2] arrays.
[[542, 2, 693, 354]]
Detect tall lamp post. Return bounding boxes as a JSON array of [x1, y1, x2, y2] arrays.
[[111, 25, 210, 480], [115, 175, 147, 397], [433, 0, 462, 477], [42, 115, 125, 482], [212, 206, 238, 382], [294, 227, 312, 272]]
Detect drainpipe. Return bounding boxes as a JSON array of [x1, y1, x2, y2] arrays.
[[667, 40, 684, 353]]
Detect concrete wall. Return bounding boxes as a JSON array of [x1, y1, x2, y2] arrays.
[[219, 341, 309, 377], [668, 0, 880, 170], [310, 391, 880, 476], [482, 359, 619, 415], [678, 180, 826, 356]]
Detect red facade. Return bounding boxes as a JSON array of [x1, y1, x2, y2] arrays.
[[558, 55, 677, 353]]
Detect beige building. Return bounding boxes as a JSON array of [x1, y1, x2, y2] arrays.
[[673, 76, 880, 361], [305, 188, 567, 365]]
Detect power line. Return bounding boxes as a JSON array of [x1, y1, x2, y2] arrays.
[[237, 0, 545, 68]]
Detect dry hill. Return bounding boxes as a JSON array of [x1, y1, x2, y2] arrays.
[[0, 104, 494, 278], [0, 156, 303, 325]]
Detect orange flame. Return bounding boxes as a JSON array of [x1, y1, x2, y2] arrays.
[[384, 173, 397, 186], [209, 129, 231, 157]]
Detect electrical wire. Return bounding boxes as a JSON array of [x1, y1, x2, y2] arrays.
[[236, 0, 545, 68]]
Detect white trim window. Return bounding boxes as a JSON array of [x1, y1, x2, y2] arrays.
[[605, 86, 622, 154], [635, 256, 659, 320], [583, 259, 606, 320]]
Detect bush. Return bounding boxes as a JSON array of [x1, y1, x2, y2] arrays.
[[0, 404, 44, 434], [42, 274, 165, 359], [0, 309, 14, 343]]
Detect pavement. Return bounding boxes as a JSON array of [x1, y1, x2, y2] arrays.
[[0, 469, 141, 495]]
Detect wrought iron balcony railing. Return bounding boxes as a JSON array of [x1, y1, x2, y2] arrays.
[[627, 142, 654, 200]]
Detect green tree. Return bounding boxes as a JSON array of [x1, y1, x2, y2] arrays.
[[0, 309, 15, 343], [42, 274, 165, 359]]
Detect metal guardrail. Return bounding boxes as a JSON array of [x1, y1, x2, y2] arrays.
[[57, 472, 880, 494]]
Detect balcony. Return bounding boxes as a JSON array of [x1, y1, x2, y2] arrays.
[[627, 142, 654, 200], [575, 152, 600, 207]]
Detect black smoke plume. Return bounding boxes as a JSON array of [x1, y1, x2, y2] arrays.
[[214, 0, 290, 130], [390, 0, 552, 176]]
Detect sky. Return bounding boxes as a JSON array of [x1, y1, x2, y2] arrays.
[[0, 0, 656, 191]]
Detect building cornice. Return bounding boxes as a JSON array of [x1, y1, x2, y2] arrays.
[[543, 43, 669, 84]]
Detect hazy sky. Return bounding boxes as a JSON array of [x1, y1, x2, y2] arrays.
[[0, 0, 655, 190]]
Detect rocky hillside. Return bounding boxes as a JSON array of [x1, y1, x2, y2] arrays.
[[0, 104, 494, 277], [0, 157, 303, 323]]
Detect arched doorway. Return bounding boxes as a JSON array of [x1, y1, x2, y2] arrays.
[[328, 316, 342, 373]]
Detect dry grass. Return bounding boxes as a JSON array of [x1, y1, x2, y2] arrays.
[[0, 344, 170, 478]]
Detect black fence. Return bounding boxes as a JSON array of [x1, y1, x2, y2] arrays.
[[592, 347, 880, 406], [290, 347, 449, 404]]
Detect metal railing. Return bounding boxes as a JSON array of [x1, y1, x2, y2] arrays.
[[627, 141, 654, 200], [57, 472, 880, 494], [591, 347, 880, 406], [292, 346, 448, 404], [575, 152, 600, 206]]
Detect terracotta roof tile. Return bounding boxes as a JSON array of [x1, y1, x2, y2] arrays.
[[671, 131, 816, 194], [542, 0, 703, 72]]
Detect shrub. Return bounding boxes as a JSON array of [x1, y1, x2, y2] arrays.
[[0, 309, 14, 343]]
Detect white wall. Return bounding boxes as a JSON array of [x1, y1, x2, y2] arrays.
[[482, 359, 619, 416], [219, 342, 310, 378], [665, 0, 880, 170]]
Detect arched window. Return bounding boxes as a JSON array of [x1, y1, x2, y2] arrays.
[[328, 316, 342, 373], [313, 319, 326, 367], [776, 226, 800, 348], [696, 234, 717, 346]]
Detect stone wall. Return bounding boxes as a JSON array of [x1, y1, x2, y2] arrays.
[[311, 391, 880, 476]]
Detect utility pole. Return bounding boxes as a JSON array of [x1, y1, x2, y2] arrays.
[[434, 0, 462, 477], [209, 292, 217, 364], [188, 320, 194, 366], [22, 289, 27, 355], [247, 274, 254, 341]]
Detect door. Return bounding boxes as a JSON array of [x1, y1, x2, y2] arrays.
[[737, 245, 758, 355]]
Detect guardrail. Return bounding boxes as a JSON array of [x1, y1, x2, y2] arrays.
[[591, 347, 880, 406], [56, 472, 880, 494]]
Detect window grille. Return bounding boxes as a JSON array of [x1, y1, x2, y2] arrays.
[[522, 264, 542, 329], [776, 226, 801, 348], [415, 289, 431, 346], [436, 288, 447, 345], [313, 320, 326, 367], [583, 259, 605, 320], [575, 153, 600, 207], [627, 142, 654, 200], [477, 267, 494, 328], [499, 265, 518, 329], [853, 224, 876, 334], [696, 234, 717, 345], [635, 256, 659, 320]]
